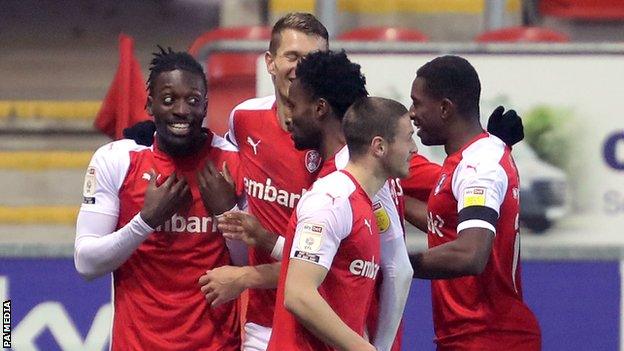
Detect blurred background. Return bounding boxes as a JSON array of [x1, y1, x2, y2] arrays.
[[1, 0, 623, 350]]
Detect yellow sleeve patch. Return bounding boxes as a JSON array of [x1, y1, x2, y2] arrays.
[[373, 201, 390, 233], [463, 187, 486, 207]]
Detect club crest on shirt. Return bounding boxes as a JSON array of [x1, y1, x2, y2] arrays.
[[433, 173, 447, 196], [305, 150, 322, 173], [82, 166, 96, 204], [372, 201, 390, 233], [298, 222, 324, 252]]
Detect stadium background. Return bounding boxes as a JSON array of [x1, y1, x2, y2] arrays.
[[1, 0, 623, 349]]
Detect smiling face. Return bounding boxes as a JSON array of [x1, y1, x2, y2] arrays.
[[285, 78, 322, 150], [265, 29, 328, 102], [147, 69, 207, 156], [409, 77, 447, 146]]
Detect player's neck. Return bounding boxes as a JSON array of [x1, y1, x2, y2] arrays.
[[275, 94, 290, 131], [444, 118, 484, 156], [343, 159, 386, 200], [320, 119, 346, 160]]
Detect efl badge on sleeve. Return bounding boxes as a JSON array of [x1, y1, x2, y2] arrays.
[[305, 150, 322, 173], [83, 166, 97, 204], [297, 222, 324, 252], [463, 187, 487, 207], [372, 201, 390, 233]]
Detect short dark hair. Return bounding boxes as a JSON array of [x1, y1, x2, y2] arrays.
[[147, 46, 207, 96], [269, 12, 328, 54], [416, 55, 481, 116], [295, 50, 368, 119], [343, 97, 408, 158]]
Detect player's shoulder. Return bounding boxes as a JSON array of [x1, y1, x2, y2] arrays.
[[92, 139, 150, 162], [298, 171, 356, 212], [231, 95, 275, 116], [461, 134, 507, 165]]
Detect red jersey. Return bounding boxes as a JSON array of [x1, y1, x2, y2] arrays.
[[268, 170, 380, 351], [227, 96, 321, 327], [325, 146, 406, 351], [81, 134, 240, 350], [401, 154, 442, 202], [427, 133, 540, 350]]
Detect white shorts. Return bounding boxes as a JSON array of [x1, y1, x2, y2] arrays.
[[242, 322, 273, 351]]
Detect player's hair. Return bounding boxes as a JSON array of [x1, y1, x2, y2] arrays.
[[147, 46, 207, 96], [269, 12, 328, 54], [416, 55, 481, 117], [295, 50, 368, 120], [343, 97, 408, 158]]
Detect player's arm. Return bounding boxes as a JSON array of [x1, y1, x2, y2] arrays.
[[403, 196, 428, 232], [369, 184, 413, 351], [284, 195, 374, 351], [217, 211, 280, 254], [75, 161, 191, 280], [373, 231, 413, 351], [411, 157, 507, 279], [410, 228, 494, 279], [200, 211, 284, 306], [400, 155, 441, 231], [285, 260, 374, 351], [198, 262, 281, 307]]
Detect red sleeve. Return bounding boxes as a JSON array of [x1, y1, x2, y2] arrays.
[[401, 154, 442, 202]]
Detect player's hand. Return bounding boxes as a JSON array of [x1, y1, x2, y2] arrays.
[[486, 105, 524, 147], [140, 170, 192, 228], [197, 161, 237, 216], [217, 211, 277, 251], [123, 120, 156, 146], [198, 266, 246, 307]]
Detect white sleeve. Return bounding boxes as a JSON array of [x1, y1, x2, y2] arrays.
[[74, 141, 153, 280], [372, 189, 413, 351], [289, 193, 352, 270], [451, 157, 508, 234], [74, 211, 153, 280], [372, 181, 403, 242], [80, 142, 132, 216]]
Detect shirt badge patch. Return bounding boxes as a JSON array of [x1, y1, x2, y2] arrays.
[[372, 201, 390, 233], [305, 150, 322, 173], [463, 187, 487, 207], [82, 166, 96, 204], [434, 173, 447, 195], [298, 222, 324, 252]]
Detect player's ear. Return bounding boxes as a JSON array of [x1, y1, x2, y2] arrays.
[[265, 51, 276, 76], [146, 96, 154, 116], [440, 98, 454, 121], [371, 136, 386, 158], [316, 98, 329, 119]]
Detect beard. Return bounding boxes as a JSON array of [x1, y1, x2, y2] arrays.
[[292, 129, 322, 151]]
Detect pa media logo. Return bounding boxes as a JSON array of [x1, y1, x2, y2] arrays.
[[2, 300, 9, 349]]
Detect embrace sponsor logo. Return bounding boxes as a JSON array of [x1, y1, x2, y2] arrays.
[[155, 214, 216, 233], [2, 300, 9, 349], [349, 258, 380, 280], [243, 177, 307, 209]]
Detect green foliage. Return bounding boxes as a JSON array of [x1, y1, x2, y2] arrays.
[[523, 106, 576, 169]]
